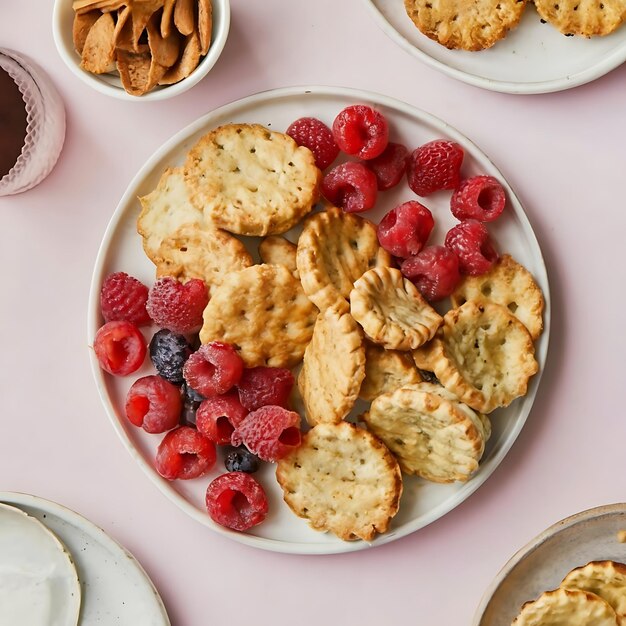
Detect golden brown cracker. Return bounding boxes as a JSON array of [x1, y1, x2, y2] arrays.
[[80, 11, 116, 74], [258, 236, 299, 277], [534, 0, 626, 36]]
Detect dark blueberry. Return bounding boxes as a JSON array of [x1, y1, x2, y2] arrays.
[[149, 329, 193, 385], [224, 447, 260, 474], [180, 382, 206, 426], [182, 381, 206, 404]]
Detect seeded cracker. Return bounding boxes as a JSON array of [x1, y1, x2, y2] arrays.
[[534, 0, 626, 36], [276, 422, 403, 541]]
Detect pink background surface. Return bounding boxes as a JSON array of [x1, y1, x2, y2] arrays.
[[1, 1, 625, 624]]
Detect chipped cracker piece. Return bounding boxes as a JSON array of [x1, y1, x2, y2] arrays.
[[276, 422, 403, 542], [198, 0, 213, 55], [147, 12, 181, 67], [130, 0, 166, 48], [404, 0, 527, 51], [561, 561, 626, 620], [364, 382, 489, 483], [534, 0, 626, 36], [258, 235, 299, 278], [360, 342, 422, 402], [183, 124, 321, 236], [161, 0, 176, 37], [116, 48, 167, 96], [451, 254, 545, 340], [199, 264, 317, 368], [512, 588, 620, 626], [80, 12, 116, 74], [350, 266, 442, 351], [72, 10, 100, 55], [155, 223, 253, 292], [298, 302, 365, 426], [73, 0, 126, 14], [113, 5, 144, 52], [413, 301, 538, 413], [297, 206, 392, 313], [137, 167, 204, 262], [158, 30, 201, 84], [174, 0, 196, 35]]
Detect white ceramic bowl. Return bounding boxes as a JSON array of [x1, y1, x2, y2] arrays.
[[52, 0, 230, 101]]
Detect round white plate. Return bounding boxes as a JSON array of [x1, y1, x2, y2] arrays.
[[0, 493, 170, 626], [364, 0, 626, 94], [473, 503, 626, 625], [88, 85, 550, 554]]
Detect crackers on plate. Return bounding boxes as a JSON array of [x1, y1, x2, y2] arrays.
[[533, 0, 626, 36]]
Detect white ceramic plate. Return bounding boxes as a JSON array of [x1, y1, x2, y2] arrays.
[[88, 85, 550, 554], [0, 492, 170, 626], [364, 0, 626, 94], [473, 503, 626, 625]]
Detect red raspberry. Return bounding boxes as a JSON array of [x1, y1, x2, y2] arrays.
[[445, 219, 498, 276], [231, 406, 301, 462], [100, 272, 151, 326], [183, 342, 244, 397], [401, 245, 461, 302], [93, 320, 147, 376], [125, 375, 182, 434], [155, 425, 216, 480], [286, 117, 339, 170], [237, 367, 294, 411], [206, 472, 268, 531], [377, 201, 435, 259], [450, 175, 506, 222], [332, 104, 389, 160], [146, 277, 209, 334], [406, 140, 464, 196], [322, 162, 377, 213], [366, 142, 408, 191], [196, 391, 248, 445]]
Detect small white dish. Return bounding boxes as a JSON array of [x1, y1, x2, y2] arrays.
[[52, 0, 230, 101], [473, 503, 626, 625], [364, 0, 626, 94], [0, 492, 170, 626]]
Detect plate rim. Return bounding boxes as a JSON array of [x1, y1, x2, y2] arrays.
[[363, 0, 626, 94], [87, 84, 551, 555]]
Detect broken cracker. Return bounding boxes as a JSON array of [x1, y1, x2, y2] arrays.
[[174, 0, 196, 35], [116, 48, 167, 96], [198, 0, 213, 55], [158, 30, 202, 84], [73, 10, 101, 55], [80, 11, 116, 74]]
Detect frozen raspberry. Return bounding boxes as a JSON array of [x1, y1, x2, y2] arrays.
[[196, 392, 248, 445], [237, 367, 294, 412], [366, 142, 408, 191], [206, 472, 268, 531], [286, 117, 339, 170], [149, 329, 193, 385], [322, 162, 377, 213], [377, 201, 435, 259], [231, 405, 301, 462], [125, 375, 182, 434], [155, 426, 216, 480], [450, 175, 506, 222], [183, 342, 244, 397], [146, 277, 209, 334], [445, 219, 498, 276], [406, 140, 464, 196], [93, 320, 147, 376], [100, 272, 151, 326], [332, 104, 389, 160], [401, 245, 461, 302], [224, 447, 260, 473]]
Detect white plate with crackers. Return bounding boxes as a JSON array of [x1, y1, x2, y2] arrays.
[[365, 0, 626, 94], [88, 85, 550, 554], [474, 503, 626, 625]]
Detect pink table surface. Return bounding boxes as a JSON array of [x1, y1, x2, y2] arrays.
[[1, 1, 625, 624]]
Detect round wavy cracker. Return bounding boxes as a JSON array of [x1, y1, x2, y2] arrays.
[[534, 0, 626, 36], [276, 422, 403, 542], [297, 207, 392, 313], [199, 264, 317, 368]]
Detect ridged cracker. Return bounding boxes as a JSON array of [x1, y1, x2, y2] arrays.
[[404, 0, 527, 51], [561, 561, 626, 621], [364, 382, 490, 483], [199, 264, 317, 368], [298, 303, 365, 426], [297, 206, 392, 312], [534, 0, 626, 36], [512, 588, 619, 625], [276, 422, 403, 542], [360, 342, 422, 402], [259, 235, 299, 278], [451, 254, 545, 340], [413, 301, 538, 413], [155, 223, 253, 293], [184, 124, 321, 236], [137, 167, 203, 263], [350, 266, 442, 351]]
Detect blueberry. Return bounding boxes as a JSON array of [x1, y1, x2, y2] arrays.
[[224, 447, 260, 474], [182, 381, 205, 404], [149, 329, 193, 385]]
